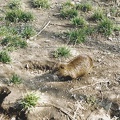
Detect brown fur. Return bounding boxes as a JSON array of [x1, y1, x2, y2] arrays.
[[57, 55, 93, 79]]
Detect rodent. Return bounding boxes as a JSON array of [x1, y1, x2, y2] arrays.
[[56, 55, 93, 79]]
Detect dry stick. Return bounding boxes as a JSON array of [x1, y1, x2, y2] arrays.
[[29, 21, 51, 40], [37, 103, 74, 120], [70, 80, 109, 92], [51, 103, 74, 120], [73, 101, 83, 120]]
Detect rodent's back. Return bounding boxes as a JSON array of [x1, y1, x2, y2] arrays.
[[58, 55, 93, 79]]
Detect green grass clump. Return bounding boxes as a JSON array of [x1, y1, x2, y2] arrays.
[[0, 51, 11, 63], [1, 36, 27, 49], [76, 2, 92, 12], [86, 95, 96, 106], [84, 26, 96, 35], [110, 7, 118, 16], [62, 1, 74, 7], [7, 0, 21, 9], [10, 74, 22, 84], [21, 25, 36, 39], [0, 26, 9, 36], [31, 0, 50, 8], [54, 46, 71, 58], [97, 18, 113, 36], [21, 92, 39, 110], [60, 2, 78, 19], [0, 26, 19, 36], [113, 26, 120, 31], [5, 9, 34, 23], [67, 28, 87, 44], [60, 8, 78, 19], [71, 17, 87, 27], [91, 10, 105, 21], [0, 26, 20, 37]]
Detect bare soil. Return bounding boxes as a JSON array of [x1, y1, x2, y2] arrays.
[[0, 0, 120, 120]]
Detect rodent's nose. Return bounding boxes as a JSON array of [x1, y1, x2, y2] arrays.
[[51, 67, 59, 74]]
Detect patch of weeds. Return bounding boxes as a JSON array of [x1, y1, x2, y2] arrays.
[[21, 25, 36, 39], [54, 46, 71, 58], [91, 9, 105, 21], [31, 0, 50, 9], [97, 18, 113, 36], [0, 26, 19, 36], [20, 92, 39, 110], [113, 26, 120, 31], [85, 26, 96, 35], [0, 26, 9, 36], [10, 74, 22, 84], [110, 7, 118, 16], [86, 95, 98, 110], [62, 1, 74, 7], [86, 95, 96, 105], [71, 17, 87, 27], [60, 1, 77, 19], [76, 2, 92, 12], [0, 51, 11, 63], [9, 27, 19, 35], [7, 0, 21, 10], [67, 27, 88, 44], [5, 9, 34, 23], [0, 17, 4, 21], [5, 10, 19, 22], [1, 36, 27, 50], [20, 11, 34, 22]]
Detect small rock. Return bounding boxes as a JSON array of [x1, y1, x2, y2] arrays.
[[11, 117, 16, 120], [107, 37, 112, 41]]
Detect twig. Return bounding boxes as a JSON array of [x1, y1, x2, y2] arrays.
[[51, 103, 74, 120], [29, 21, 51, 40], [37, 103, 74, 120], [70, 80, 109, 92]]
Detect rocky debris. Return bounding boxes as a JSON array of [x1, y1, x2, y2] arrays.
[[87, 108, 117, 120]]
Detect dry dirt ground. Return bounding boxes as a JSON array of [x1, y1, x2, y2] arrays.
[[0, 0, 120, 120]]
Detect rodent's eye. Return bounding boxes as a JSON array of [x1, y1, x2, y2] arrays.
[[60, 66, 64, 69]]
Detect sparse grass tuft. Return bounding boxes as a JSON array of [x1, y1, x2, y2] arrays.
[[76, 2, 92, 12], [113, 26, 120, 31], [0, 51, 11, 63], [10, 74, 22, 84], [62, 1, 74, 7], [31, 0, 50, 9], [84, 26, 96, 35], [5, 9, 34, 23], [21, 92, 39, 110], [60, 1, 77, 19], [1, 36, 27, 50], [54, 46, 71, 58], [0, 26, 18, 36], [110, 7, 118, 16], [67, 27, 89, 44], [21, 25, 36, 39], [7, 0, 21, 9], [60, 8, 78, 19], [71, 17, 87, 27], [86, 95, 96, 106], [97, 18, 113, 36], [91, 9, 105, 21], [0, 26, 9, 36]]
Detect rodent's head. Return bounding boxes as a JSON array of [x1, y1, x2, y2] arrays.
[[58, 64, 68, 76]]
